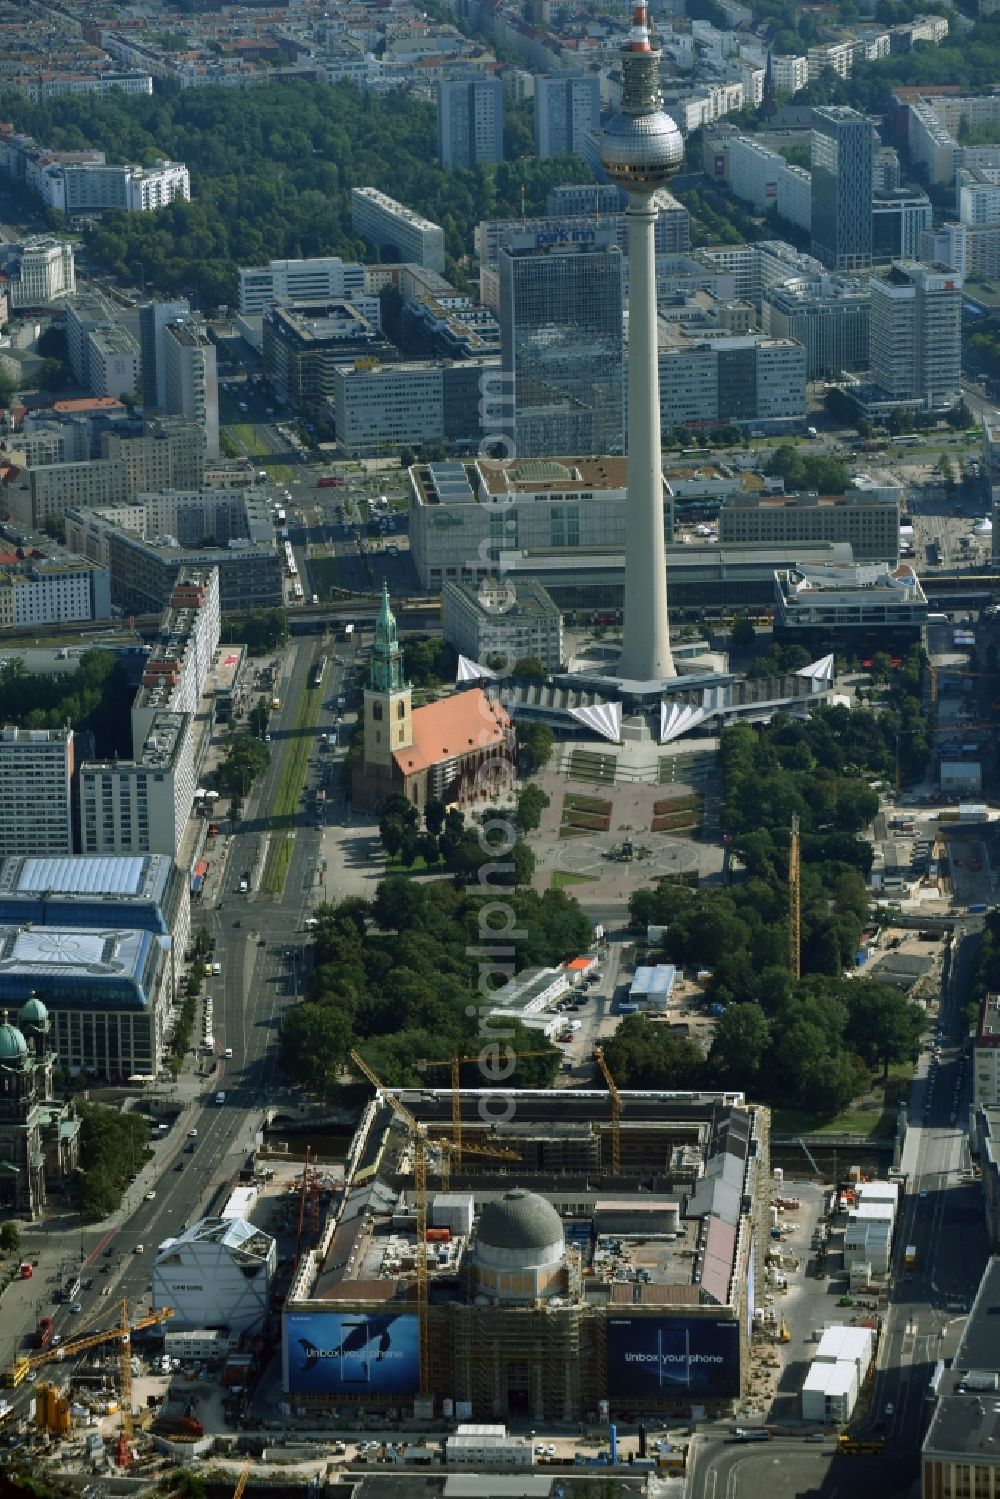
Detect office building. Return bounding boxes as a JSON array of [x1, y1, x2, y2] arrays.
[[85, 322, 140, 400], [442, 578, 564, 672], [332, 358, 496, 456], [0, 854, 190, 993], [64, 503, 281, 615], [2, 237, 75, 307], [281, 1088, 768, 1420], [0, 555, 111, 628], [534, 74, 601, 159], [437, 75, 504, 168], [66, 291, 115, 384], [761, 277, 869, 377], [79, 711, 194, 858], [101, 419, 207, 497], [719, 491, 899, 562], [0, 1002, 79, 1220], [31, 157, 189, 214], [869, 260, 962, 411], [0, 922, 169, 1081], [659, 332, 806, 428], [139, 299, 191, 408], [7, 456, 130, 530], [774, 561, 928, 649], [922, 1258, 1000, 1497], [351, 187, 446, 274], [958, 169, 1000, 227], [0, 726, 75, 856], [238, 256, 366, 315], [725, 134, 812, 233], [871, 188, 933, 262], [262, 300, 387, 408], [499, 228, 624, 459], [476, 195, 690, 272], [547, 183, 626, 216], [974, 993, 1000, 1108], [409, 456, 669, 589], [162, 321, 219, 459], [153, 1218, 276, 1334], [810, 106, 875, 271]]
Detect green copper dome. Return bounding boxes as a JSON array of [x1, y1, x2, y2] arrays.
[[18, 996, 48, 1028], [0, 1018, 28, 1061]]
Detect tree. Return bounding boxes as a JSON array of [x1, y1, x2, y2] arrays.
[[845, 981, 924, 1077], [512, 655, 547, 683], [515, 784, 550, 834], [708, 1002, 769, 1086], [730, 614, 755, 651], [424, 798, 446, 837], [0, 1221, 20, 1254], [279, 1002, 354, 1093], [519, 722, 554, 771]]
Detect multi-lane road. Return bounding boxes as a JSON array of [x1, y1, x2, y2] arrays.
[[1, 634, 353, 1404]]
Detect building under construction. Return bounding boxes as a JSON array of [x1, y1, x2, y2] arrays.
[[281, 1088, 770, 1422]]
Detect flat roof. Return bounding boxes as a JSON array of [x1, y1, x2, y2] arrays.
[[925, 1257, 1000, 1460], [0, 923, 152, 984], [0, 854, 172, 902]]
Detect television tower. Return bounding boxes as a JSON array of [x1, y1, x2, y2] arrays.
[[602, 3, 683, 682]]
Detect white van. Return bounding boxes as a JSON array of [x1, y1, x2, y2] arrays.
[[215, 1091, 226, 1106]]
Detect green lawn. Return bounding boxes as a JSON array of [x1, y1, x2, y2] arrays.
[[261, 677, 324, 893], [549, 870, 598, 889], [262, 833, 293, 895], [771, 1104, 891, 1137], [227, 422, 296, 486]]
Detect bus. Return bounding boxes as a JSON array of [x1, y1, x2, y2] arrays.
[[310, 656, 327, 690], [732, 1428, 771, 1443], [891, 435, 921, 446], [838, 1436, 886, 1455]]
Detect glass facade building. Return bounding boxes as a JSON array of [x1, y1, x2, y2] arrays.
[[811, 106, 875, 272], [499, 229, 625, 459]]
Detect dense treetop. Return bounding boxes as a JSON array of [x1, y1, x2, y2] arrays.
[[0, 82, 583, 305]]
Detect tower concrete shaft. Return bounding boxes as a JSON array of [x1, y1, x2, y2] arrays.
[[600, 2, 682, 683], [620, 191, 674, 681]]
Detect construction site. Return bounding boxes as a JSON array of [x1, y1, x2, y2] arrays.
[[280, 1067, 772, 1424]]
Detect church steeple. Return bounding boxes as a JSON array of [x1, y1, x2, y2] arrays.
[[370, 581, 406, 694]]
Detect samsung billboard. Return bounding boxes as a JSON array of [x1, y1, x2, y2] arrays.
[[284, 1313, 419, 1396], [607, 1317, 740, 1399]]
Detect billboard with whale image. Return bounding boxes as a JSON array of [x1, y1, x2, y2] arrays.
[[284, 1312, 419, 1396]]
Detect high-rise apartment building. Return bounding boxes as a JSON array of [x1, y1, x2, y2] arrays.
[[534, 74, 601, 159], [811, 106, 875, 271], [139, 299, 191, 408], [350, 188, 446, 274], [499, 228, 624, 459], [437, 76, 504, 168], [0, 726, 75, 855], [869, 260, 962, 410], [162, 321, 219, 458], [78, 712, 194, 858]]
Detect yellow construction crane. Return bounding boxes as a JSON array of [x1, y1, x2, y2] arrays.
[[350, 1049, 434, 1398], [233, 1462, 252, 1499], [419, 1051, 551, 1166], [7, 1301, 173, 1468], [594, 1046, 622, 1175], [6, 1303, 173, 1389], [789, 813, 801, 981]]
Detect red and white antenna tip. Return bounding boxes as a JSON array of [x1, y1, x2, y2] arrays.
[[630, 1, 651, 49]]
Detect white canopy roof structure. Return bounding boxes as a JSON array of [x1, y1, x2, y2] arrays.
[[796, 653, 835, 687], [660, 701, 708, 743], [456, 654, 497, 683], [567, 700, 622, 742]]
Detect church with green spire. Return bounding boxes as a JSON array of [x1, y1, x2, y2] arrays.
[[355, 582, 515, 812]]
